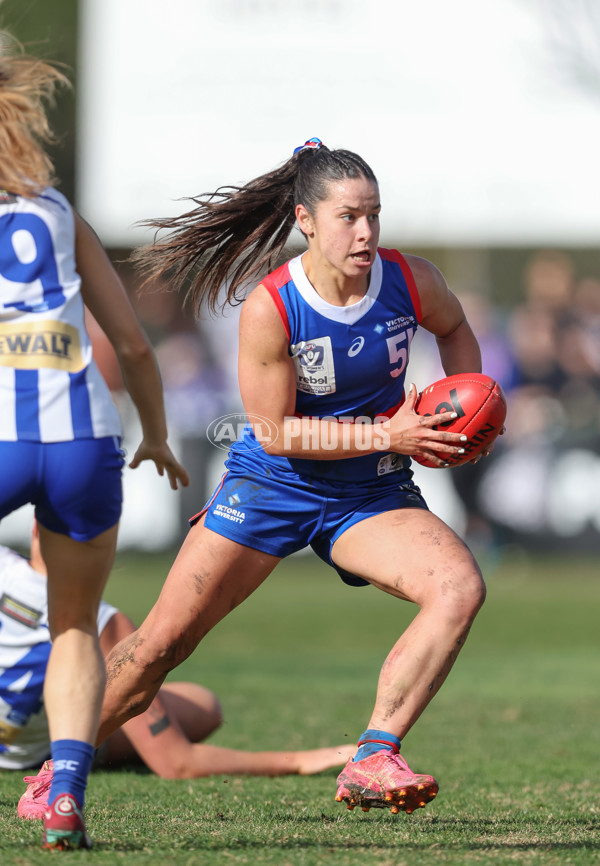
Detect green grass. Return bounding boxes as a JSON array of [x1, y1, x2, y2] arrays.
[[2, 548, 600, 864]]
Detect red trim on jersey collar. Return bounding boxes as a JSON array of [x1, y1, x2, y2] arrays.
[[262, 250, 422, 338], [261, 265, 292, 340], [378, 248, 423, 323]]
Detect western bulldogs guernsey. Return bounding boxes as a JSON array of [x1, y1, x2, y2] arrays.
[[0, 189, 121, 442], [229, 248, 422, 484], [0, 545, 117, 770]]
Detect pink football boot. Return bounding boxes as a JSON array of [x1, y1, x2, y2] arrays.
[[18, 759, 53, 820], [335, 751, 438, 814]]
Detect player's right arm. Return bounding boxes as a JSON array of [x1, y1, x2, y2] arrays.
[[407, 254, 482, 375], [74, 211, 188, 491]]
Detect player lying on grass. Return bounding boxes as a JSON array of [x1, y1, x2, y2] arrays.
[[0, 528, 354, 819]]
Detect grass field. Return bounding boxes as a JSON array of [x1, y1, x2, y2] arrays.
[[1, 547, 599, 865]]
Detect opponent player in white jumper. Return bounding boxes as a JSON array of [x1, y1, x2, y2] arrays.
[[82, 138, 491, 817], [0, 33, 188, 849], [0, 530, 354, 818]]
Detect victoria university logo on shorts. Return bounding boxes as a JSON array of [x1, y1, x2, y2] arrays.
[[206, 413, 279, 451]]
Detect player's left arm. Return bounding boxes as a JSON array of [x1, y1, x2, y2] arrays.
[[74, 211, 188, 490], [407, 254, 482, 375]]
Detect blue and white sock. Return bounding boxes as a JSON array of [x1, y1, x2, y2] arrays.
[[49, 739, 95, 808], [353, 728, 401, 762]]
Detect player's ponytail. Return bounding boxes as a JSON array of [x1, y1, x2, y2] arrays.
[[0, 30, 70, 197], [132, 139, 378, 314]]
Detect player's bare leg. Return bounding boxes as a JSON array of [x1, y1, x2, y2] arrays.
[[38, 522, 118, 848], [40, 523, 117, 746], [96, 520, 280, 744], [331, 507, 485, 813]]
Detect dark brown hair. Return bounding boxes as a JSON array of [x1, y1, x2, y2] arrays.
[[131, 145, 377, 314]]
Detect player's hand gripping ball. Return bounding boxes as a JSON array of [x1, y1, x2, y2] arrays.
[[414, 373, 507, 468]]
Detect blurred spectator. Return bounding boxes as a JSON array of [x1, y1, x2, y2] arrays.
[[508, 250, 574, 392], [476, 251, 600, 552], [446, 291, 517, 557], [556, 276, 600, 446], [84, 267, 230, 544], [457, 291, 519, 393], [154, 320, 228, 539], [506, 251, 600, 447]]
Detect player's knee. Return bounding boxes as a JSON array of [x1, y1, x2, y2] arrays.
[[456, 567, 486, 621], [193, 691, 223, 740], [206, 693, 224, 735], [434, 563, 486, 625], [465, 570, 486, 618]]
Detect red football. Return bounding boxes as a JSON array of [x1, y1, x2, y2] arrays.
[[413, 373, 507, 468]]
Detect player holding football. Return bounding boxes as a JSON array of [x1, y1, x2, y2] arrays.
[[90, 139, 490, 815], [0, 33, 188, 849]]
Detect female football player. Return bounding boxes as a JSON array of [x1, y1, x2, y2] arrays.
[[0, 32, 188, 849], [93, 137, 488, 816]]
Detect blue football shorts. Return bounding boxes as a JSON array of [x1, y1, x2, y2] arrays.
[[0, 437, 125, 542], [194, 460, 428, 587]]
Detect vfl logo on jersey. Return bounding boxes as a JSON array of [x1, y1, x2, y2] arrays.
[[291, 336, 336, 395], [0, 320, 84, 372], [296, 344, 324, 370], [348, 336, 365, 357]]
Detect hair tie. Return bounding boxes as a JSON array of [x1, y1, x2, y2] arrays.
[[293, 137, 323, 156]]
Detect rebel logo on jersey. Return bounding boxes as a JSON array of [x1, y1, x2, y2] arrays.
[[291, 337, 336, 395]]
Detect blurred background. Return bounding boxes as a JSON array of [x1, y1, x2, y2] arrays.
[[2, 0, 600, 560]]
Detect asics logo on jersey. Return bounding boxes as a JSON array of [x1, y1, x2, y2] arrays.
[[348, 337, 365, 357]]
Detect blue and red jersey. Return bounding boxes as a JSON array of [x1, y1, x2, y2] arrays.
[[229, 248, 422, 484]]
